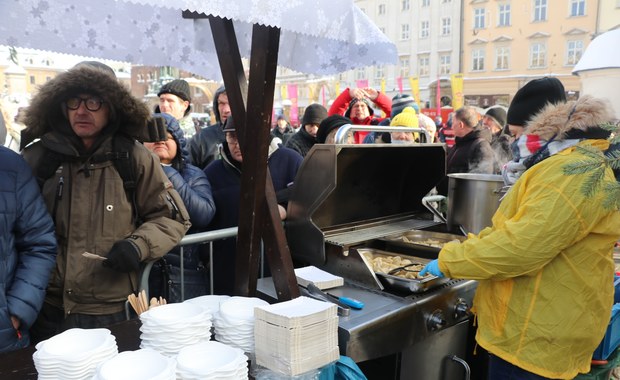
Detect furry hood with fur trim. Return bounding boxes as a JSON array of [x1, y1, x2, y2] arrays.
[[524, 95, 616, 140], [22, 63, 150, 148]]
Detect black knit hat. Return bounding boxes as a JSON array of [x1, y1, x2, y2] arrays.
[[391, 93, 419, 117], [316, 115, 352, 143], [345, 98, 374, 118], [484, 106, 507, 127], [507, 77, 566, 127], [158, 79, 191, 103], [302, 104, 328, 126]]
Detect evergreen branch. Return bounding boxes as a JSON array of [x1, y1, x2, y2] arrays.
[[602, 182, 620, 210], [580, 166, 606, 198], [563, 158, 606, 175], [574, 145, 605, 159]]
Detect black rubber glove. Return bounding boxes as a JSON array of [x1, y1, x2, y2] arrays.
[[102, 239, 141, 273]]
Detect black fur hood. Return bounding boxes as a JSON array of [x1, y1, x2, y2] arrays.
[[22, 64, 150, 147]]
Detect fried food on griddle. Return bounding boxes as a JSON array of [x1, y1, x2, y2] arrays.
[[361, 251, 430, 279]]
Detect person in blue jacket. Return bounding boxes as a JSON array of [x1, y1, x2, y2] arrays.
[[0, 146, 57, 352], [144, 113, 216, 302], [204, 116, 303, 295]]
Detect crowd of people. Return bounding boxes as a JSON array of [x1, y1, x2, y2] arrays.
[[2, 62, 620, 380]]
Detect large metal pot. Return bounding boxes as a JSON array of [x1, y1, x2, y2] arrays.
[[446, 173, 505, 234]]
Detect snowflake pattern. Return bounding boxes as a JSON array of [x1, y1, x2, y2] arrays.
[[1, 0, 396, 79]]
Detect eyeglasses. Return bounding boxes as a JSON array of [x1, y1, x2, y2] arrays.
[[65, 96, 105, 112]]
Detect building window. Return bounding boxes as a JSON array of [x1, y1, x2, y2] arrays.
[[402, 0, 410, 11], [441, 17, 451, 36], [422, 0, 430, 7], [46, 76, 51, 82], [419, 56, 430, 77], [356, 68, 366, 80], [401, 24, 410, 40], [375, 65, 385, 79], [529, 43, 547, 68], [30, 75, 35, 85], [440, 55, 451, 75], [566, 40, 584, 65], [378, 4, 386, 15], [420, 21, 430, 38], [570, 0, 585, 16], [534, 0, 547, 21], [472, 49, 485, 71], [498, 3, 511, 26], [474, 8, 486, 29], [400, 56, 410, 78], [495, 47, 510, 70], [379, 27, 386, 34]]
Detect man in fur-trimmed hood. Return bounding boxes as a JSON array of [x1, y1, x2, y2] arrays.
[[21, 61, 149, 151], [21, 62, 190, 342], [421, 95, 620, 379]]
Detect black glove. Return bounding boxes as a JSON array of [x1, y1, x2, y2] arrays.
[[142, 114, 168, 143], [102, 240, 141, 273]]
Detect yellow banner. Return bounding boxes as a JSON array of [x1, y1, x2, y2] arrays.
[[451, 73, 464, 109], [409, 77, 421, 108], [380, 79, 386, 94], [335, 81, 340, 98], [281, 84, 288, 100]]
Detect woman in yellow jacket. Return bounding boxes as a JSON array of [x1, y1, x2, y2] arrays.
[[421, 95, 620, 379]]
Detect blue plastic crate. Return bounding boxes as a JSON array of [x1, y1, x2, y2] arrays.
[[593, 303, 620, 360]]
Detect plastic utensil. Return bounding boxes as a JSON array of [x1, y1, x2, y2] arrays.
[[326, 293, 364, 309]]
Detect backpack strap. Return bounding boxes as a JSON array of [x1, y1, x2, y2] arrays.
[[35, 150, 67, 188], [111, 134, 143, 227]]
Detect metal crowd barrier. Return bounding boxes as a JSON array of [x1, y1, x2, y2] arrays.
[[126, 227, 239, 319], [334, 124, 432, 144]]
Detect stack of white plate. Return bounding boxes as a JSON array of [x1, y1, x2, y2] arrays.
[[33, 328, 118, 379], [184, 294, 230, 314], [213, 296, 268, 353], [140, 302, 212, 356], [176, 341, 249, 380], [93, 349, 176, 380], [254, 296, 340, 376], [184, 294, 230, 338]]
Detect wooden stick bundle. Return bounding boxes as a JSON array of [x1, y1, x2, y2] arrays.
[[127, 290, 167, 315]]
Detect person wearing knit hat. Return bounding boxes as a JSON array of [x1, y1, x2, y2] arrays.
[[157, 79, 197, 138], [506, 77, 566, 138], [482, 105, 513, 171], [285, 103, 328, 157], [391, 93, 419, 118], [328, 87, 392, 143], [271, 114, 294, 145], [483, 106, 507, 135], [316, 114, 354, 144], [421, 95, 620, 379], [390, 107, 420, 143]]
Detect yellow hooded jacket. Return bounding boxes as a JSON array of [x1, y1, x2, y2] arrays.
[[438, 96, 620, 379]]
